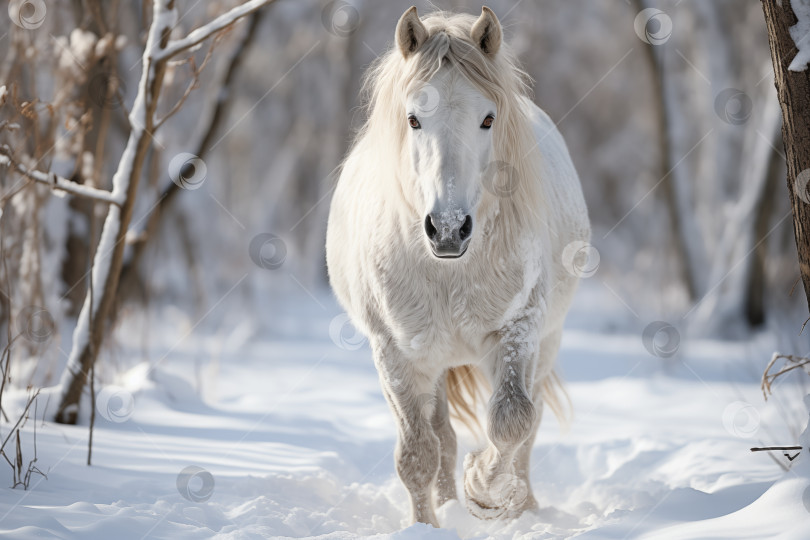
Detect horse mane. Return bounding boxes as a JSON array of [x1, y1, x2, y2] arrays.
[[350, 11, 561, 431], [354, 10, 548, 233]]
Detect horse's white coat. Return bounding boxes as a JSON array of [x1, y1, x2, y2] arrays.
[[326, 7, 590, 527]]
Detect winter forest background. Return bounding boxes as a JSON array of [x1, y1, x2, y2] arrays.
[[1, 0, 810, 538]]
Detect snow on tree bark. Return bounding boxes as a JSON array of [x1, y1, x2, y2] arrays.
[[788, 0, 810, 71]]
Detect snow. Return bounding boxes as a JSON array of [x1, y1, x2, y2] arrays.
[[3, 284, 810, 538], [789, 0, 810, 71], [436, 207, 465, 241], [644, 395, 810, 540], [69, 29, 98, 66]]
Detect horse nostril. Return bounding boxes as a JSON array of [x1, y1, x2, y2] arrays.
[[459, 215, 473, 241], [424, 214, 438, 240]]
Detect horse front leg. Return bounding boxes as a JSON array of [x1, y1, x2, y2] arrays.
[[464, 314, 541, 519], [432, 370, 458, 507], [373, 338, 442, 527], [512, 330, 564, 515]]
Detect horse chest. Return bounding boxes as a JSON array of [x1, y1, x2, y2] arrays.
[[373, 246, 529, 357]]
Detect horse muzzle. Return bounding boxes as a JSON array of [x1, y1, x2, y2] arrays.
[[424, 213, 473, 259]]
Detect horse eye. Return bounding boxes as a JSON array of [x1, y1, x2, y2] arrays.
[[408, 115, 421, 129], [481, 115, 495, 129]]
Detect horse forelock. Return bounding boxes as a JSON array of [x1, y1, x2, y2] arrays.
[[355, 11, 548, 234]]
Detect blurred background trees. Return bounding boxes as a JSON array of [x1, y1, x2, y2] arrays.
[[0, 0, 805, 421]]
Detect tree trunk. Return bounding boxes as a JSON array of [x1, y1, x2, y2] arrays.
[[632, 0, 703, 300], [762, 0, 810, 314], [745, 145, 782, 326], [54, 0, 175, 424]]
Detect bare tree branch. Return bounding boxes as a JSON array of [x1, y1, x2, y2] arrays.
[[118, 7, 266, 303], [156, 0, 276, 61], [55, 0, 276, 424]]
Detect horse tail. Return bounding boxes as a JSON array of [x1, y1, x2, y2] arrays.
[[446, 366, 572, 433], [446, 365, 487, 432], [541, 369, 572, 430]]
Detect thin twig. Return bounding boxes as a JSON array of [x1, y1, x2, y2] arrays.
[[77, 60, 104, 445], [87, 359, 95, 466], [0, 390, 39, 454], [154, 32, 224, 130], [0, 334, 22, 424], [0, 223, 11, 424], [87, 200, 97, 466], [762, 352, 810, 399], [24, 397, 42, 488], [750, 445, 802, 466]]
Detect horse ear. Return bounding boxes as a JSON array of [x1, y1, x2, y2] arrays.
[[396, 6, 428, 58], [470, 6, 501, 56]]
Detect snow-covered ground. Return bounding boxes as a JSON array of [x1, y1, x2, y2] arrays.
[[1, 282, 810, 539]]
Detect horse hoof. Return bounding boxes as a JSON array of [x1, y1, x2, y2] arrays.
[[463, 452, 529, 520], [465, 490, 510, 520], [464, 480, 529, 520]]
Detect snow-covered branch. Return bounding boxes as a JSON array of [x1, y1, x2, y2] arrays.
[[156, 0, 276, 60], [0, 146, 122, 206]]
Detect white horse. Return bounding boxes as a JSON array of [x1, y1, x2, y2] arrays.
[[326, 6, 590, 526]]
